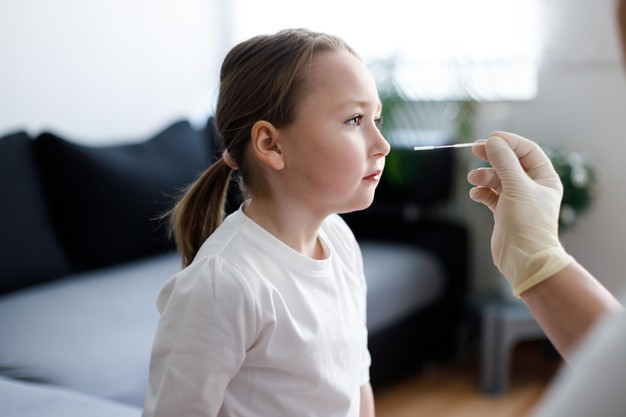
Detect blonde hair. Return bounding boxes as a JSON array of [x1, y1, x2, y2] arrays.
[[169, 28, 356, 267]]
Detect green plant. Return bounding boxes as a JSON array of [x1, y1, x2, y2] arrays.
[[543, 145, 598, 230], [372, 57, 420, 187], [370, 56, 479, 188]]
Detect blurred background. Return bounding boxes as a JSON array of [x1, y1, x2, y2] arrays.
[[2, 0, 625, 297]]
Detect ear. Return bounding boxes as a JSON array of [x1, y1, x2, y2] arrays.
[[250, 120, 285, 171]]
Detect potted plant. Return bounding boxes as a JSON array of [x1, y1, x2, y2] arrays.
[[543, 145, 598, 231]]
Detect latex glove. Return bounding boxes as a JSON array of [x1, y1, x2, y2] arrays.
[[467, 132, 574, 297]]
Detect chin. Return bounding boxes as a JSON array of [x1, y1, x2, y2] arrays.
[[339, 195, 375, 214]]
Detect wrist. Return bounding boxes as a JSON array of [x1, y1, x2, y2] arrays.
[[511, 246, 575, 297]]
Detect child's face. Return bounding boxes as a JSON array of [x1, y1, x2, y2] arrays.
[[277, 51, 390, 216]]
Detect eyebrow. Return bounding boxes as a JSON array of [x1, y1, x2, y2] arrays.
[[343, 99, 383, 111]]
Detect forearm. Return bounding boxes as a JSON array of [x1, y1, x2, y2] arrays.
[[521, 262, 622, 361], [360, 383, 375, 417]]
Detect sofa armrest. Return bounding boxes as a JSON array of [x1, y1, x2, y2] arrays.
[[0, 377, 141, 417]]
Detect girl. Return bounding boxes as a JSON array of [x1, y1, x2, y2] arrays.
[[143, 28, 390, 417]]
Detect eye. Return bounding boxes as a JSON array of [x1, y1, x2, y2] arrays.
[[345, 115, 363, 126], [374, 116, 383, 130]]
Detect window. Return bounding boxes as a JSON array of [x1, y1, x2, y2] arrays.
[[228, 0, 540, 100]]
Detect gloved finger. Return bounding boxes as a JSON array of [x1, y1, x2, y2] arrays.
[[489, 131, 554, 181], [469, 187, 499, 213], [467, 167, 502, 193], [483, 136, 528, 188], [471, 139, 489, 162]]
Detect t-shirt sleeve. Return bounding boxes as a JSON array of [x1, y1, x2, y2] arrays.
[[143, 256, 257, 417]]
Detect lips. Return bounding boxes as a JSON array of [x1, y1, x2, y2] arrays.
[[363, 170, 382, 181]]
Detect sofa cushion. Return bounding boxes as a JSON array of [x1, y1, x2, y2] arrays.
[[0, 252, 181, 407], [0, 376, 141, 417], [360, 241, 444, 333], [33, 120, 212, 270], [0, 132, 70, 294]]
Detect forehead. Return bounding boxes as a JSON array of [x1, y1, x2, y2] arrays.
[[301, 51, 380, 111]]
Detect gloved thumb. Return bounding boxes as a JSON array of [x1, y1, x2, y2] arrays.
[[485, 136, 528, 188]]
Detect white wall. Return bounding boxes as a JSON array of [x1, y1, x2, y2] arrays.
[[0, 0, 230, 144], [464, 0, 626, 296]]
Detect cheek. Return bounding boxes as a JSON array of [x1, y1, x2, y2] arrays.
[[292, 130, 366, 193], [311, 153, 363, 192]]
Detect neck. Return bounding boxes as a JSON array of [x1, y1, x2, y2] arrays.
[[242, 198, 327, 260]]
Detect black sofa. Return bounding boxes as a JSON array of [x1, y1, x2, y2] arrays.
[[0, 119, 467, 415]]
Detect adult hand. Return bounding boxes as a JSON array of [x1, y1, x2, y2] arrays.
[[467, 131, 574, 296]]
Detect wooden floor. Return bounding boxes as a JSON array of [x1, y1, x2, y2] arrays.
[[374, 341, 561, 417]]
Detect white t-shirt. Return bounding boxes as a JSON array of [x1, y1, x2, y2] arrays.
[[531, 290, 626, 417], [143, 209, 370, 417]]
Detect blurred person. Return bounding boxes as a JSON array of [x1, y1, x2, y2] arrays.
[[462, 4, 626, 415]]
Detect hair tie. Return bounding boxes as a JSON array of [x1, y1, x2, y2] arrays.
[[222, 149, 238, 170]]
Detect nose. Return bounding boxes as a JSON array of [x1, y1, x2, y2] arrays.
[[370, 126, 391, 158]]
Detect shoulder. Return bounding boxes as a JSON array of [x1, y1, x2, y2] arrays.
[[194, 209, 248, 261], [156, 254, 254, 315], [151, 255, 261, 362]]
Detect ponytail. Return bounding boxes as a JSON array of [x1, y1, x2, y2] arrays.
[[169, 158, 233, 267]]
